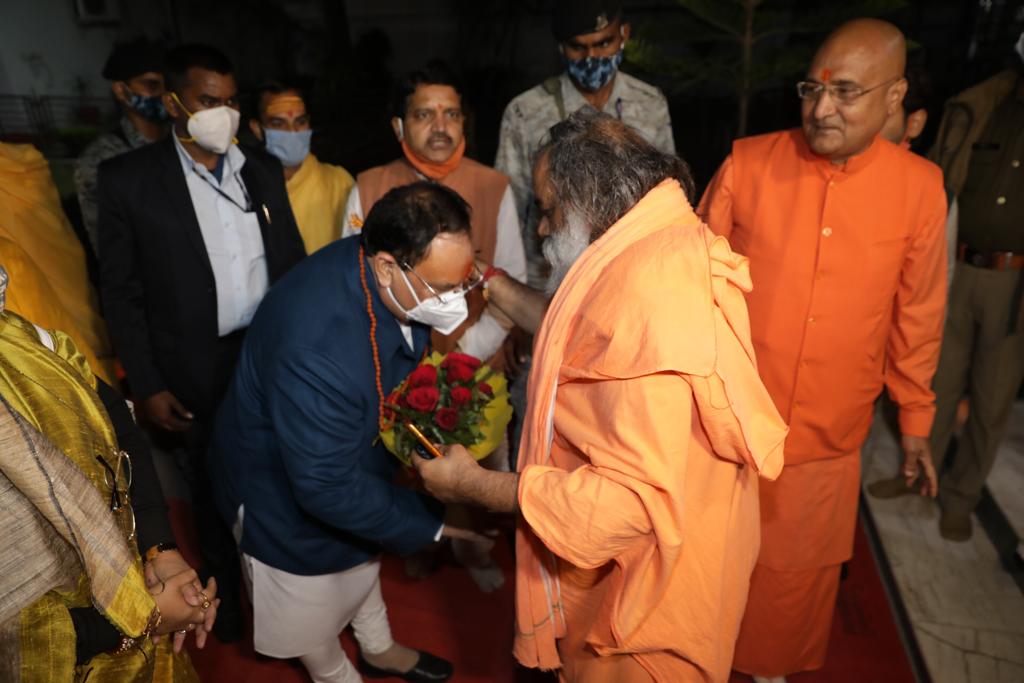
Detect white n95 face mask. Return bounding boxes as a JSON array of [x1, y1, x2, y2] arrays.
[[386, 268, 469, 335], [187, 106, 240, 154], [173, 92, 239, 154]]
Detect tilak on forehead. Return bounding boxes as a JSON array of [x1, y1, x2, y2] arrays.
[[820, 68, 832, 82], [266, 94, 304, 117]]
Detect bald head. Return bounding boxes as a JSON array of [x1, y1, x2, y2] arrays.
[[801, 18, 908, 163], [817, 19, 906, 79]]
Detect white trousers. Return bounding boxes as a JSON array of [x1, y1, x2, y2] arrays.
[[234, 507, 394, 682]]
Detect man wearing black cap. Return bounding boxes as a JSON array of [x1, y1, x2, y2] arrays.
[[74, 39, 169, 258]]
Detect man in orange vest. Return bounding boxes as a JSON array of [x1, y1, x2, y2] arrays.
[[344, 61, 527, 591], [344, 61, 527, 365], [699, 19, 947, 682]]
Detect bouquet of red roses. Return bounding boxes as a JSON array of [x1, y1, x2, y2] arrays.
[[380, 351, 512, 466]]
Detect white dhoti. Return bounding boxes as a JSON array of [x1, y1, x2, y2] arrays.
[[233, 507, 393, 683]]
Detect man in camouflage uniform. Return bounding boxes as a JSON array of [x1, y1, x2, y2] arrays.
[[75, 40, 168, 258], [495, 0, 675, 288], [494, 0, 676, 461]]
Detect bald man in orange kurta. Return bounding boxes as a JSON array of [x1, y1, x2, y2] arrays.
[[699, 19, 947, 680]]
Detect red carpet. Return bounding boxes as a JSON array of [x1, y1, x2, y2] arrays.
[[168, 500, 913, 682]]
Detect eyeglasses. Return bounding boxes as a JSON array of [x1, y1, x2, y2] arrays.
[[401, 262, 484, 305], [97, 449, 136, 541], [796, 77, 902, 104]]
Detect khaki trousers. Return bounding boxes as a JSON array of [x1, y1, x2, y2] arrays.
[[930, 262, 1024, 516]]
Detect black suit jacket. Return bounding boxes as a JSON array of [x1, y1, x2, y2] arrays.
[[97, 137, 306, 417]]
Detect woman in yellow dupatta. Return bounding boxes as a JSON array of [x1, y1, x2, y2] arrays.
[[0, 267, 214, 682]]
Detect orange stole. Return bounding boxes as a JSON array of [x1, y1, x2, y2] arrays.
[[514, 180, 787, 682], [357, 158, 509, 354]]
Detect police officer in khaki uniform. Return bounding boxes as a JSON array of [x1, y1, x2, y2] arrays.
[[872, 35, 1024, 542]]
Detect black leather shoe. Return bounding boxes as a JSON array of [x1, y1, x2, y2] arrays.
[[358, 650, 453, 682]]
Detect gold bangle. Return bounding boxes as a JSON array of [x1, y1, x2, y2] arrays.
[[109, 607, 162, 656], [143, 607, 163, 638], [110, 634, 138, 656]]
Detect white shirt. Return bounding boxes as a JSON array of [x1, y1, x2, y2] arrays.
[[344, 182, 527, 361], [173, 135, 268, 336]]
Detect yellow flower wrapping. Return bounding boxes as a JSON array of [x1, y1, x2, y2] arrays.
[[381, 352, 513, 465]]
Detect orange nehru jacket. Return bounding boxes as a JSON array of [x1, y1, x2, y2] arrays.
[[357, 158, 510, 354], [357, 157, 507, 264]]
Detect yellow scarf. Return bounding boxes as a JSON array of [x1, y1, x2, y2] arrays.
[[0, 310, 196, 682]]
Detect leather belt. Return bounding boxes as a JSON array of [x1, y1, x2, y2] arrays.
[[957, 244, 1024, 271]]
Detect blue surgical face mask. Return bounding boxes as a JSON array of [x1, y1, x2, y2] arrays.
[[264, 128, 313, 168], [565, 49, 624, 92], [126, 89, 169, 123]]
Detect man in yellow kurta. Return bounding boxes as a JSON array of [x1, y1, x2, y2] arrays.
[[249, 84, 354, 253], [414, 110, 788, 682], [699, 20, 947, 682], [0, 142, 117, 385]]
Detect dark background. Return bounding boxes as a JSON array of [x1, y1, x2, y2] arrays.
[[2, 0, 1023, 192]]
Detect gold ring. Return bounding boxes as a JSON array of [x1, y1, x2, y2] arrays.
[[201, 598, 211, 610], [188, 623, 196, 631]]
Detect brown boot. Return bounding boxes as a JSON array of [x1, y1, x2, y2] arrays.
[[867, 475, 915, 499], [939, 509, 972, 542]]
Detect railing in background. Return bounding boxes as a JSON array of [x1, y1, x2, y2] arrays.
[[0, 94, 116, 155]]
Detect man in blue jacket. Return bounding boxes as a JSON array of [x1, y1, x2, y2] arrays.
[[210, 182, 483, 683]]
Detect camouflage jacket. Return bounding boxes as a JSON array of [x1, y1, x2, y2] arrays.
[[494, 71, 675, 286], [74, 116, 154, 257]]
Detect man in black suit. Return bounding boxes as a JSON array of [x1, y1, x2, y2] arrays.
[[97, 43, 305, 642]]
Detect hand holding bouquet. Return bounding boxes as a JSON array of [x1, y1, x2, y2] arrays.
[[380, 352, 512, 466]]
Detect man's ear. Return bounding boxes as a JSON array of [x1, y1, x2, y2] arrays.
[[391, 117, 404, 143], [905, 109, 928, 142], [372, 251, 397, 288], [111, 81, 129, 106], [249, 119, 264, 142], [620, 22, 631, 44], [162, 92, 181, 119], [887, 78, 908, 117]]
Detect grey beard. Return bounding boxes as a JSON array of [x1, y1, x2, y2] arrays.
[[542, 213, 592, 298]]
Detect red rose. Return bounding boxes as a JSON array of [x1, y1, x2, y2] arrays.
[[408, 364, 438, 388], [477, 382, 493, 397], [434, 407, 459, 431], [449, 386, 473, 407], [441, 353, 482, 372], [445, 362, 476, 384], [406, 386, 440, 413]]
